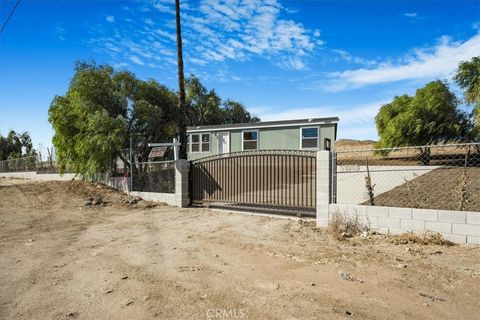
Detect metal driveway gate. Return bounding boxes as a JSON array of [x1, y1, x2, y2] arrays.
[[190, 150, 316, 215]]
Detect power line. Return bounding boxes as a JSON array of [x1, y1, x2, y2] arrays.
[[0, 0, 21, 35]]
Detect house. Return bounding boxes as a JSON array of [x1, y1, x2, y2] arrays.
[[186, 117, 339, 160]]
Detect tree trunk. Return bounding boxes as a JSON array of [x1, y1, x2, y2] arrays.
[[175, 0, 188, 159], [420, 146, 431, 165]]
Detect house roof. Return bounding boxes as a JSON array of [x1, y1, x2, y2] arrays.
[[186, 117, 339, 133]]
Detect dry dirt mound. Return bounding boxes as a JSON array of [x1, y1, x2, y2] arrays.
[[0, 179, 161, 210], [371, 167, 480, 211]]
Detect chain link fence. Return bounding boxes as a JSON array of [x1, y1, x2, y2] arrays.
[[132, 160, 175, 193], [0, 155, 59, 173], [335, 143, 480, 212], [0, 156, 37, 172]]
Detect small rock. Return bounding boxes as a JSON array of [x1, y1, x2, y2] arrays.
[[361, 231, 369, 238], [339, 271, 353, 281], [200, 294, 207, 299], [309, 282, 316, 286], [405, 247, 412, 253], [341, 232, 352, 238], [346, 311, 352, 315], [103, 288, 113, 294], [142, 295, 150, 301], [92, 197, 103, 205], [276, 284, 280, 290], [28, 239, 34, 242], [430, 250, 443, 255], [396, 263, 407, 269], [123, 299, 133, 306], [121, 275, 128, 280]]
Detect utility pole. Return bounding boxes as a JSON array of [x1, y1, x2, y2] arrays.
[[175, 0, 188, 159]]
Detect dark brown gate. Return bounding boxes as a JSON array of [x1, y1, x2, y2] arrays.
[[190, 150, 317, 215]]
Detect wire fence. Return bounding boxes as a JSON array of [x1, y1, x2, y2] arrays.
[[335, 143, 480, 211], [132, 160, 176, 193], [0, 155, 59, 174], [1, 148, 177, 195]]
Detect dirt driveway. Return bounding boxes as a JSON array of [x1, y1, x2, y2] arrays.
[[0, 179, 478, 320]]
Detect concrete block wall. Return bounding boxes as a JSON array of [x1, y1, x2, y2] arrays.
[[316, 151, 332, 227], [129, 191, 176, 206], [329, 204, 480, 244], [316, 151, 480, 245], [0, 171, 77, 181], [174, 159, 190, 207]]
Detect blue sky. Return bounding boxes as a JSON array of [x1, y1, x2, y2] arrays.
[[1, 0, 479, 154]]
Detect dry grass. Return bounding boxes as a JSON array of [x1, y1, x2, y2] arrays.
[[327, 211, 363, 241], [390, 231, 454, 246]]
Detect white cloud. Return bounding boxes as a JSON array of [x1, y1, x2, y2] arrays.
[[253, 100, 388, 140], [257, 101, 384, 125], [94, 0, 321, 71], [404, 12, 418, 18], [106, 15, 115, 23], [325, 33, 480, 91], [331, 49, 377, 67], [182, 0, 319, 70], [127, 55, 144, 66]]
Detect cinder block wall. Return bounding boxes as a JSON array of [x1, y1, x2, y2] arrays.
[[329, 204, 480, 244]]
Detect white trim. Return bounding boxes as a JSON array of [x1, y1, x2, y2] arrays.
[[187, 120, 338, 133], [241, 129, 259, 151], [189, 133, 211, 153], [300, 126, 319, 150]]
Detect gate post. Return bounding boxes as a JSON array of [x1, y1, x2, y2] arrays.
[[175, 159, 189, 207], [316, 151, 333, 227]]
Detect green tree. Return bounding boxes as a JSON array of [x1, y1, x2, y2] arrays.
[[454, 56, 480, 139], [222, 100, 260, 124], [0, 130, 36, 160], [49, 62, 178, 177], [375, 81, 465, 160], [185, 75, 223, 126], [130, 79, 178, 161], [185, 75, 260, 126]]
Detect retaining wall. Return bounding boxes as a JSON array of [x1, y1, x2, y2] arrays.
[[129, 191, 176, 206], [329, 204, 480, 244], [0, 171, 77, 181]]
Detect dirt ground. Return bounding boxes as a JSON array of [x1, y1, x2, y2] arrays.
[[0, 179, 479, 320], [372, 167, 480, 211]]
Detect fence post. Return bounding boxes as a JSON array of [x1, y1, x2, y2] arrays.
[[175, 159, 189, 207], [316, 150, 333, 227]]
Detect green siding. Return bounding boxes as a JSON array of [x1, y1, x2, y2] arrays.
[[187, 123, 337, 160], [320, 124, 336, 150]]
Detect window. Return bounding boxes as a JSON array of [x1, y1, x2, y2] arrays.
[[190, 133, 210, 153], [243, 130, 258, 150], [301, 127, 318, 149]]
